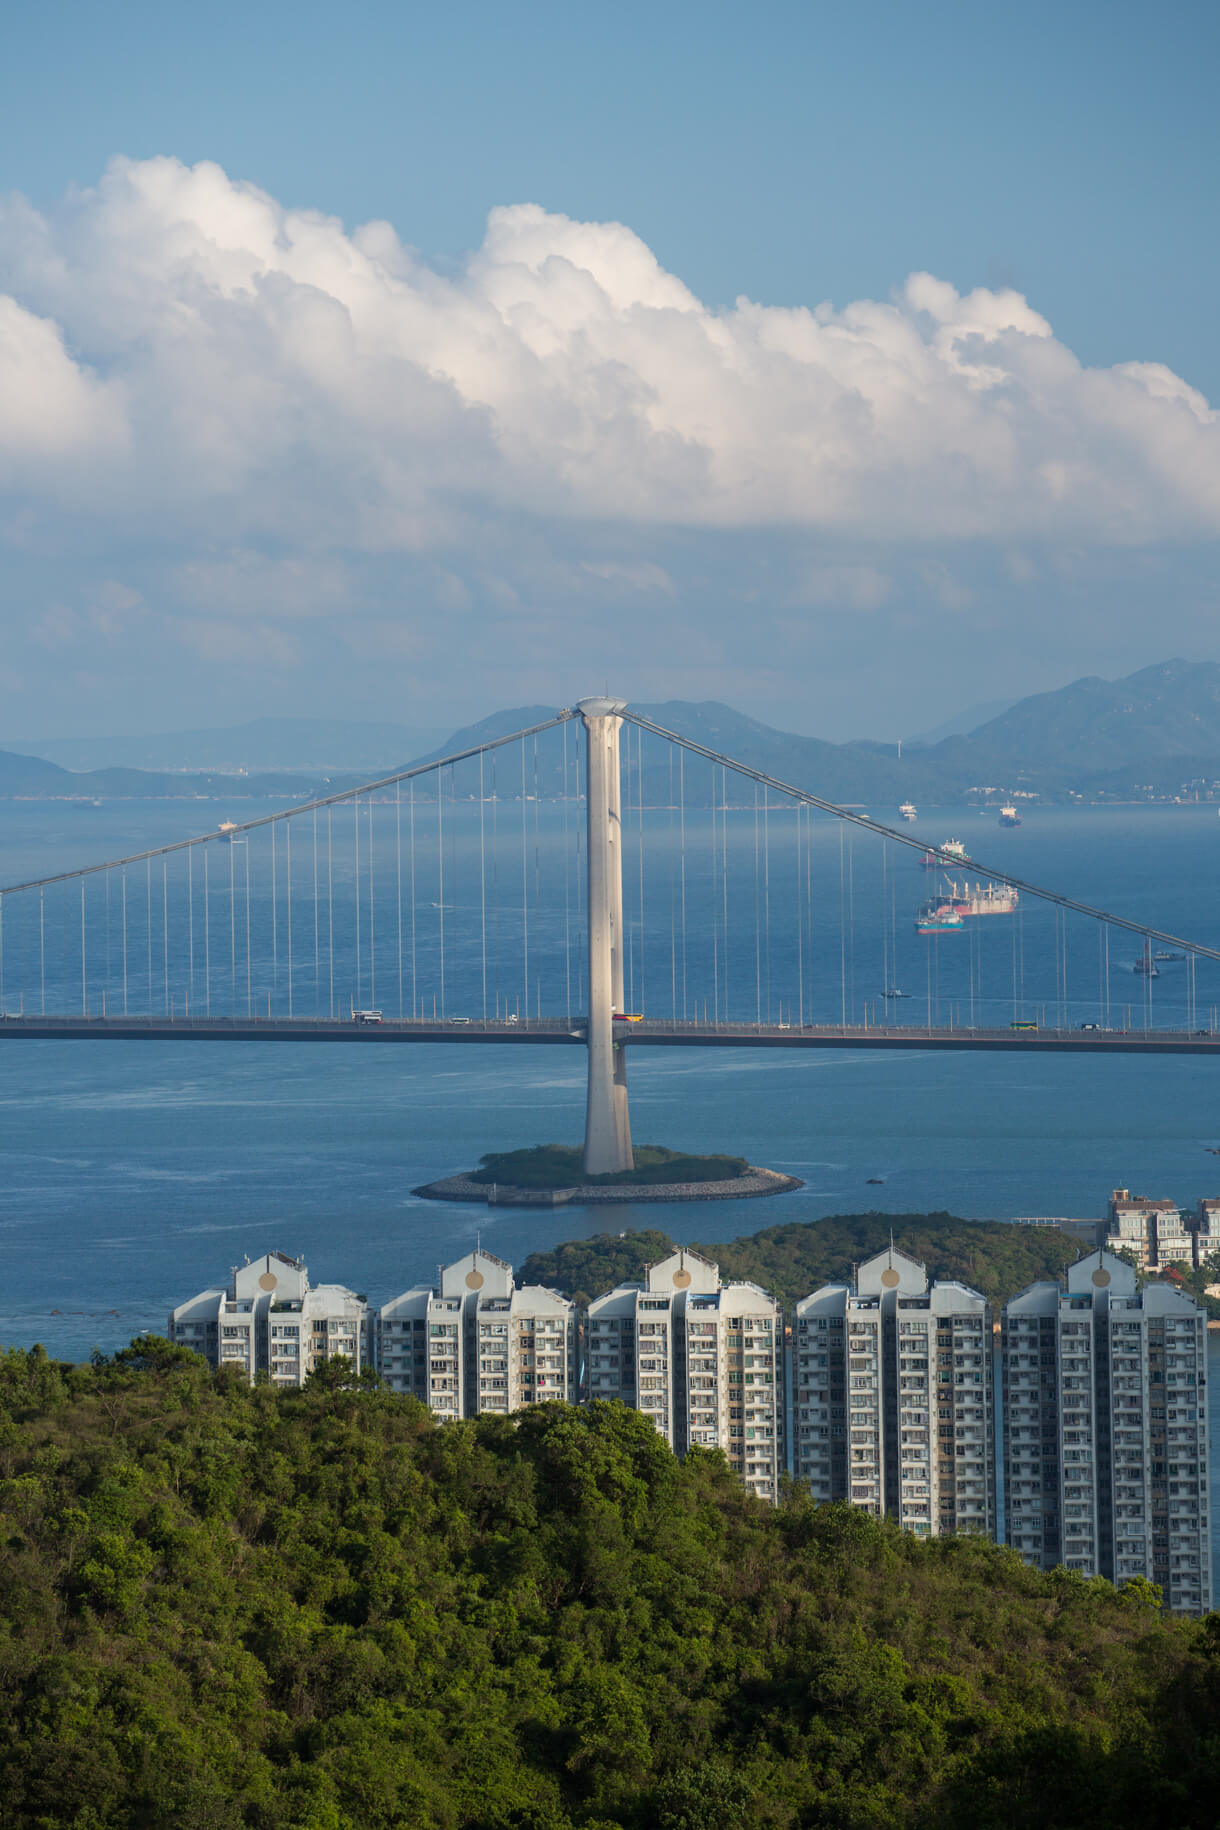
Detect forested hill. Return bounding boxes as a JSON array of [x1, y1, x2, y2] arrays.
[[2, 1341, 1219, 1830], [415, 660, 1220, 805], [519, 1211, 1082, 1311]]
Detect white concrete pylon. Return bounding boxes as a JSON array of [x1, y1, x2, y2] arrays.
[[577, 697, 633, 1176]]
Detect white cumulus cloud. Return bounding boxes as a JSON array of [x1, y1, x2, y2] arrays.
[[0, 154, 1216, 561]]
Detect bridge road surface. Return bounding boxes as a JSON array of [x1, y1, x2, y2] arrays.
[[1, 1015, 1219, 1056]]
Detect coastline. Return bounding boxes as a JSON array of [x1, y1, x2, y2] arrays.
[[413, 1165, 803, 1206]]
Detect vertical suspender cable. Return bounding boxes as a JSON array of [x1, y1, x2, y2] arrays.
[[721, 764, 731, 1024], [187, 851, 193, 1014], [438, 768, 446, 1018], [847, 830, 855, 1026], [272, 823, 280, 1003], [352, 796, 360, 1012], [669, 746, 677, 1021], [409, 781, 417, 1019], [637, 723, 646, 1021], [560, 725, 570, 1023], [244, 837, 252, 1016], [1009, 904, 1024, 1024], [200, 855, 208, 1015], [490, 755, 500, 1017], [711, 748, 720, 1024], [313, 807, 320, 1017], [146, 858, 153, 1012], [574, 739, 584, 1013], [121, 872, 128, 1015], [327, 808, 335, 1019], [162, 859, 169, 1013], [229, 841, 236, 1009], [40, 887, 46, 1014], [396, 782, 404, 1020], [533, 735, 542, 1019], [286, 821, 294, 1018], [839, 824, 846, 1028], [753, 782, 761, 1025], [763, 788, 771, 1023], [480, 751, 489, 1022], [366, 800, 373, 1013], [679, 747, 688, 1021], [879, 830, 886, 1010], [809, 806, 815, 1025], [81, 880, 87, 1014], [520, 744, 528, 1021]]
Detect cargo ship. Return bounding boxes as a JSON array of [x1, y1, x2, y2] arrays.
[[999, 804, 1022, 827], [920, 838, 970, 869], [939, 879, 1019, 917], [917, 881, 1018, 931]]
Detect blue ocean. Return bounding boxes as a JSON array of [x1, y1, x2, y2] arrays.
[[1, 794, 1218, 1562]]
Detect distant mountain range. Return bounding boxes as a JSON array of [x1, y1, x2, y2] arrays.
[[9, 716, 449, 775], [409, 662, 1220, 806], [3, 661, 1220, 806]]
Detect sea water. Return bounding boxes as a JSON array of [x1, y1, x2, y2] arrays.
[[1, 794, 1219, 1565]]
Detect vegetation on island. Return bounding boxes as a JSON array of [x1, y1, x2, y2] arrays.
[[519, 1211, 1082, 1311], [470, 1142, 750, 1189], [3, 1339, 1220, 1830]]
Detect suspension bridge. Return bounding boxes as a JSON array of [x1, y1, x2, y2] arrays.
[[2, 697, 1219, 1173]]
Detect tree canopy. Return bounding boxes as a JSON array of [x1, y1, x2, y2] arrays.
[[519, 1211, 1081, 1310], [471, 1143, 750, 1189], [1, 1343, 1217, 1829]]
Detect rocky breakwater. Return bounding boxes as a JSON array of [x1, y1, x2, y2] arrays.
[[413, 1166, 802, 1207]]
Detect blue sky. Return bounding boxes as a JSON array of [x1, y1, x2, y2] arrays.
[[0, 0, 1217, 742]]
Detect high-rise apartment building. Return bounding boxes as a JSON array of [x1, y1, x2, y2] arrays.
[[1192, 1198, 1220, 1261], [375, 1249, 576, 1418], [793, 1248, 995, 1539], [587, 1250, 783, 1500], [1104, 1188, 1193, 1270], [168, 1251, 369, 1384], [1003, 1250, 1211, 1614]]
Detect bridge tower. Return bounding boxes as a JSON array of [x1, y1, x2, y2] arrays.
[[577, 696, 634, 1175]]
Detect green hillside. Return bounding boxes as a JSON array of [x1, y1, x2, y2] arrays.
[[1, 1342, 1217, 1830], [519, 1211, 1081, 1310]]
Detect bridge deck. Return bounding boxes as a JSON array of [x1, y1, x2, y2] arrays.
[[0, 1014, 1218, 1055]]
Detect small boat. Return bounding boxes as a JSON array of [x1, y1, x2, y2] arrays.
[[999, 804, 1022, 827], [1153, 950, 1185, 962], [883, 987, 910, 999], [916, 906, 965, 935], [921, 839, 970, 869], [899, 802, 917, 822], [865, 1177, 885, 1185], [1133, 939, 1159, 977]]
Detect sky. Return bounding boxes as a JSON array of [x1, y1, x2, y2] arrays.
[[0, 0, 1217, 745]]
